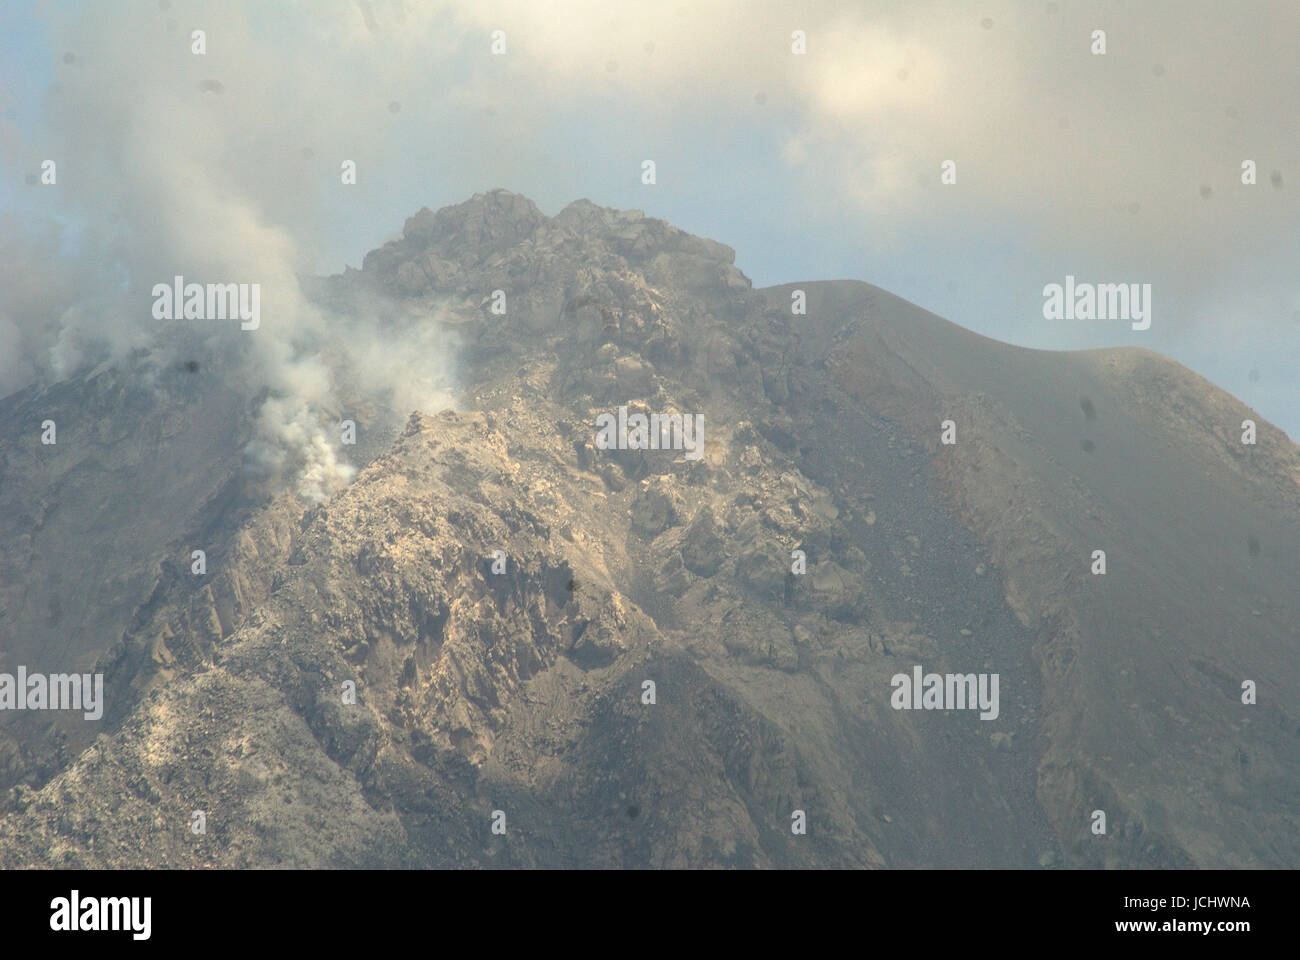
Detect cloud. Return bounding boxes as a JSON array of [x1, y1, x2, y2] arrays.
[[2, 0, 459, 501], [449, 1, 1296, 277], [786, 2, 1297, 269], [2, 0, 1295, 470]]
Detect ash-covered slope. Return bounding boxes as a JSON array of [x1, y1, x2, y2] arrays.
[[1, 190, 1295, 868], [0, 353, 255, 790]]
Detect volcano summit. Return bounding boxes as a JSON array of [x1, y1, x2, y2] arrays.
[[0, 190, 1296, 869]]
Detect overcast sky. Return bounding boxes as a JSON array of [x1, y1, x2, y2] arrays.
[[2, 0, 1297, 435]]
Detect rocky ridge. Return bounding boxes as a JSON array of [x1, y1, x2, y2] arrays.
[[1, 190, 1296, 868]]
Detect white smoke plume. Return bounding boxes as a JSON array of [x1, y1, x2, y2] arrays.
[[4, 0, 1295, 442], [0, 2, 457, 503]]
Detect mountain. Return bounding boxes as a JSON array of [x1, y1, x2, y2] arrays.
[[1, 190, 1296, 868]]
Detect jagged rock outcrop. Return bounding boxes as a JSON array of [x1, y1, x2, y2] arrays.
[[1, 190, 1296, 868]]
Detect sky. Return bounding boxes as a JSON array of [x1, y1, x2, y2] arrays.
[[2, 0, 1297, 437]]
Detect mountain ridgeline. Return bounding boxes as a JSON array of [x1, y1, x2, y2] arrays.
[[1, 190, 1296, 868]]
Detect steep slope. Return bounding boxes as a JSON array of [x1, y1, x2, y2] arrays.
[[0, 191, 1295, 868], [767, 279, 1300, 867], [0, 352, 254, 789]]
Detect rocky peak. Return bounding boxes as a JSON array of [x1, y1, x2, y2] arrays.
[[402, 189, 545, 249], [553, 197, 737, 266], [362, 191, 745, 299], [363, 189, 546, 276], [3, 194, 1297, 871]]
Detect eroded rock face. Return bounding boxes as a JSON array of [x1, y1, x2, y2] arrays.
[[0, 353, 256, 791], [2, 191, 1297, 869]]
